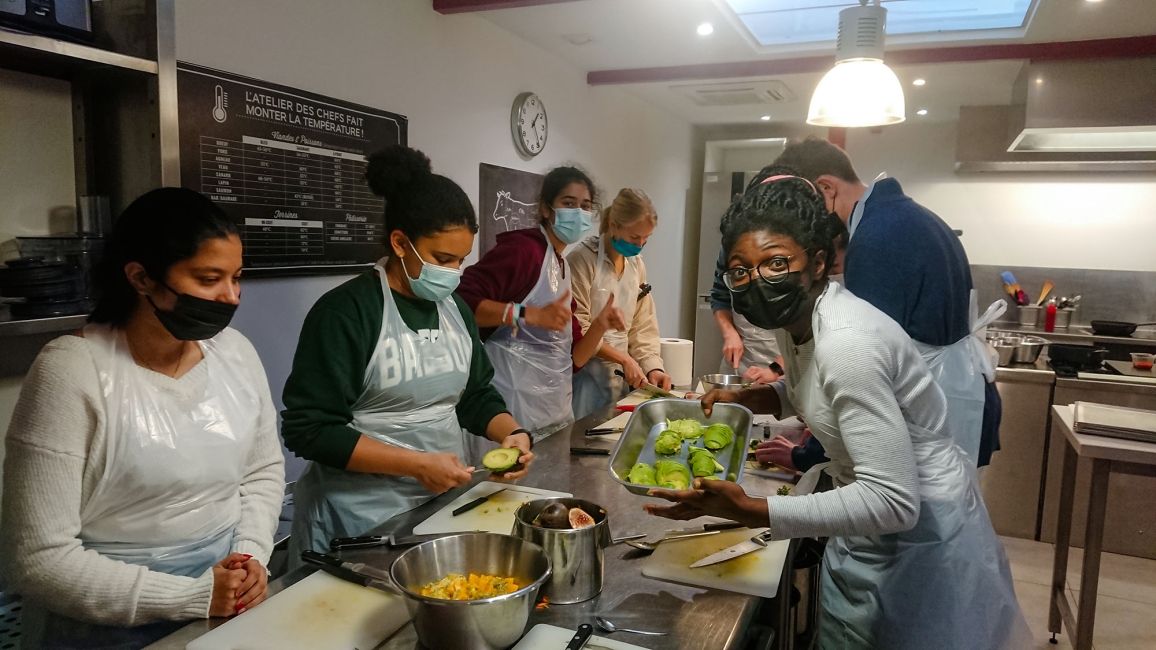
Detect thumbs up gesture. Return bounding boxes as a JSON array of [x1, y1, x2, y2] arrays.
[[524, 289, 572, 331]]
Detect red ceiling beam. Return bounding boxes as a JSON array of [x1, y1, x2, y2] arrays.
[[433, 0, 584, 14], [587, 35, 1156, 85]]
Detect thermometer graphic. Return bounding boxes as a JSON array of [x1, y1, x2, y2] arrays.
[[212, 85, 228, 123]]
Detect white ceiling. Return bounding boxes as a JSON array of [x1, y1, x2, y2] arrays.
[[472, 0, 1156, 126]]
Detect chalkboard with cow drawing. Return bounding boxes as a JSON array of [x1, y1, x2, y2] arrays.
[[478, 163, 544, 257]]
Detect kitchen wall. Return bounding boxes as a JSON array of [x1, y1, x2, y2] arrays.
[[174, 1, 695, 479]]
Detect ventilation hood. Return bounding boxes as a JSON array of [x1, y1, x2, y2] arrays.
[[956, 57, 1156, 172]]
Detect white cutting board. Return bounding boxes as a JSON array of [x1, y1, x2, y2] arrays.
[[412, 481, 571, 535], [186, 571, 408, 650], [1079, 371, 1156, 386], [591, 411, 632, 442], [641, 527, 789, 599], [512, 624, 652, 650], [1104, 360, 1156, 381]]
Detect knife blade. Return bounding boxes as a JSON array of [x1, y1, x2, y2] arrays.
[[452, 487, 507, 516], [329, 532, 446, 551], [564, 623, 594, 650], [570, 446, 611, 455], [689, 530, 776, 568], [614, 370, 676, 398], [663, 520, 745, 541], [300, 550, 400, 594]]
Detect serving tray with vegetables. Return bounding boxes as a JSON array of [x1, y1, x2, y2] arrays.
[[607, 398, 753, 495]]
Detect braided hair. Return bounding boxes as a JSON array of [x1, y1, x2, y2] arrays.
[[720, 164, 846, 278]]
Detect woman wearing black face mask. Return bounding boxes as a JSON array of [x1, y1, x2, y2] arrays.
[[0, 188, 285, 648], [644, 175, 1029, 650]]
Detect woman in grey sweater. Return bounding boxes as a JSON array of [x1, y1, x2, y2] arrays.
[[645, 174, 1029, 649]]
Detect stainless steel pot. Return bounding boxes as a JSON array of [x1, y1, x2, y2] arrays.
[[512, 498, 611, 604], [388, 533, 551, 650]]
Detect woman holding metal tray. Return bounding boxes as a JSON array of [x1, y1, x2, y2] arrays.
[[643, 173, 1029, 650]]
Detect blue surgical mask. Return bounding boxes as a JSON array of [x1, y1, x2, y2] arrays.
[[611, 237, 643, 257], [404, 241, 461, 302], [552, 207, 593, 244]]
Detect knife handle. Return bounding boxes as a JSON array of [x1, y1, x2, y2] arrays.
[[704, 521, 745, 532], [570, 447, 611, 456], [329, 535, 390, 551], [301, 549, 345, 569], [565, 623, 594, 650], [451, 495, 488, 516]]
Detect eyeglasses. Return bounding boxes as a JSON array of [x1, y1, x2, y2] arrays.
[[722, 255, 794, 292]]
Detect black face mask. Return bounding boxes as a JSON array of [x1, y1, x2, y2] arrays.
[[147, 284, 237, 341], [731, 271, 808, 330]]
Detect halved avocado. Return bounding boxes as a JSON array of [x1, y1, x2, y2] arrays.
[[482, 448, 522, 473]]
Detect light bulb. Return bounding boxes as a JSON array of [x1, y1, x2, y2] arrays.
[[807, 59, 906, 127]]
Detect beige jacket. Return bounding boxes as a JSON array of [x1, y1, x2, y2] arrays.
[[566, 235, 665, 375]]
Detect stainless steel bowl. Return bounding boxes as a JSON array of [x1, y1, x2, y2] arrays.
[[993, 342, 1017, 367], [1013, 335, 1048, 364], [512, 498, 611, 604], [700, 373, 746, 392], [389, 533, 551, 650]]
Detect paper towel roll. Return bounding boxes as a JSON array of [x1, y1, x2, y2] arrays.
[[661, 338, 694, 388]]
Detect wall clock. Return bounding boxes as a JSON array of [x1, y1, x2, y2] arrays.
[[511, 92, 547, 157]]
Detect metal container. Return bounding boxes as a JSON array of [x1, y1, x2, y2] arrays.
[[1012, 335, 1048, 363], [608, 398, 753, 495], [700, 373, 745, 392], [511, 498, 610, 604], [1017, 305, 1043, 327], [993, 342, 1018, 367], [388, 533, 551, 650], [1054, 308, 1074, 330]]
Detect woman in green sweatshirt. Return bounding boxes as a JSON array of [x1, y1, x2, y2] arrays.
[[281, 145, 534, 559]]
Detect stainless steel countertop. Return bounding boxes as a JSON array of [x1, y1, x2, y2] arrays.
[[151, 406, 792, 650], [991, 323, 1156, 347], [994, 357, 1056, 385]]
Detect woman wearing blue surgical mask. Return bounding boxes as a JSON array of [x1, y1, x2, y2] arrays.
[[282, 146, 535, 561], [567, 188, 671, 419], [458, 167, 625, 460], [1, 188, 284, 648]]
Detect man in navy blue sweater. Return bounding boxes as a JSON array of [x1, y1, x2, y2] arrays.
[[773, 136, 1001, 467]]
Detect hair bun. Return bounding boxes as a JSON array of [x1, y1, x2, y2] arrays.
[[366, 145, 433, 201]]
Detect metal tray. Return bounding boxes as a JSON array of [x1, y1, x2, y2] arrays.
[[608, 398, 753, 495]]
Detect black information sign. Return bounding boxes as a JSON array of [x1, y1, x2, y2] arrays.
[[177, 62, 406, 274]]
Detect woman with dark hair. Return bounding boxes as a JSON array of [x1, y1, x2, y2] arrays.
[[0, 188, 285, 648], [644, 175, 1029, 649], [456, 166, 624, 454], [282, 146, 535, 559]]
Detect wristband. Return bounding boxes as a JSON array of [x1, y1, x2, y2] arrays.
[[510, 428, 534, 449], [515, 302, 525, 320]]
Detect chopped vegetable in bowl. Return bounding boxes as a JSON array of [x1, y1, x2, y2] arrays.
[[420, 573, 521, 600]]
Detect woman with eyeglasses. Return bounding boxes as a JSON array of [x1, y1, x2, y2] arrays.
[[644, 173, 1029, 649], [282, 146, 535, 561], [567, 188, 671, 419], [457, 166, 625, 459]]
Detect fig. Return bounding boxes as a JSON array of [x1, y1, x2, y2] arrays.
[[568, 507, 595, 529], [534, 502, 571, 529]]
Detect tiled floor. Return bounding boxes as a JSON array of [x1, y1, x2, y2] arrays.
[[1001, 536, 1156, 650]]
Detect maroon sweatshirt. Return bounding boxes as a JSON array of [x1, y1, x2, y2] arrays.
[[457, 227, 583, 346]]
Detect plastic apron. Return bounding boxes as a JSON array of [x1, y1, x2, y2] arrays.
[[912, 291, 1006, 465], [719, 308, 782, 375], [472, 230, 573, 464], [290, 264, 472, 562], [781, 286, 1029, 650], [572, 237, 640, 419], [25, 324, 260, 649]]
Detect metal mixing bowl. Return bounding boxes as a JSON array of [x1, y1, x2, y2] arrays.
[[1013, 335, 1049, 364], [389, 533, 551, 650], [700, 373, 746, 392]]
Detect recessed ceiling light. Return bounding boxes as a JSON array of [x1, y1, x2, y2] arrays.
[[916, 109, 928, 116], [1036, 77, 1044, 85], [697, 22, 714, 36], [1085, 0, 1103, 4], [760, 115, 771, 121], [912, 78, 926, 87]]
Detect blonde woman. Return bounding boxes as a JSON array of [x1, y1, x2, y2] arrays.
[[568, 188, 671, 419]]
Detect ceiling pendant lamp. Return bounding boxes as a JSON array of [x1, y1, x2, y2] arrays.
[[807, 0, 905, 128]]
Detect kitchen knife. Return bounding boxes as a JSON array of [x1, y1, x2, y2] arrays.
[[564, 624, 594, 650], [664, 521, 744, 540], [584, 427, 624, 436], [614, 369, 676, 398], [570, 446, 611, 456], [300, 550, 400, 595], [452, 487, 507, 516], [329, 532, 446, 551], [688, 530, 776, 568]]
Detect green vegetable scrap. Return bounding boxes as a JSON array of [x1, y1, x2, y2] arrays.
[[703, 423, 735, 450], [626, 462, 657, 486], [688, 447, 725, 477], [777, 485, 793, 496], [654, 429, 682, 455], [666, 418, 704, 440], [654, 460, 692, 490]]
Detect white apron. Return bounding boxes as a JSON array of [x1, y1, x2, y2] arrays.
[[780, 287, 1029, 650], [26, 324, 259, 649], [471, 231, 574, 463], [912, 291, 1006, 465], [572, 237, 640, 419], [719, 309, 782, 375], [290, 263, 472, 562]]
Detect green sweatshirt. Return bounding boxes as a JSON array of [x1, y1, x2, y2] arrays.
[[281, 270, 509, 469]]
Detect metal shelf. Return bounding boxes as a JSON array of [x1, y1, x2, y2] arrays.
[[0, 313, 88, 338], [0, 27, 157, 78]]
